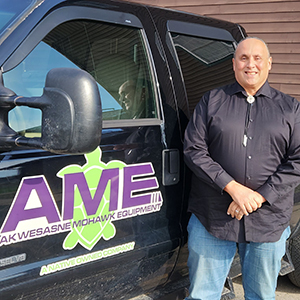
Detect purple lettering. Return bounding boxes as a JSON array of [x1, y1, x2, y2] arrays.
[[100, 214, 110, 222], [18, 231, 29, 240], [51, 225, 58, 233], [62, 169, 119, 220], [0, 236, 7, 244], [73, 220, 82, 228], [9, 233, 16, 242], [43, 227, 50, 234], [87, 218, 95, 225], [36, 228, 43, 236], [122, 164, 158, 209], [1, 176, 61, 233]]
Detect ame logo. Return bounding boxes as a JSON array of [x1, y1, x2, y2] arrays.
[[0, 147, 163, 250]]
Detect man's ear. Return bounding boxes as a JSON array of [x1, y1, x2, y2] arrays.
[[268, 56, 272, 71], [232, 58, 236, 71]]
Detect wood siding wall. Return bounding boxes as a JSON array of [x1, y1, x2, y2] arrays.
[[130, 0, 300, 101]]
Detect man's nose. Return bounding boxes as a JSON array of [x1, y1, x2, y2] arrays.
[[247, 57, 255, 68], [119, 94, 125, 102]]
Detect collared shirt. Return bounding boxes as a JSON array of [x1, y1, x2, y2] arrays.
[[184, 81, 300, 243]]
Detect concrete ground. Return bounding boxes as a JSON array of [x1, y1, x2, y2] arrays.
[[232, 275, 300, 299]]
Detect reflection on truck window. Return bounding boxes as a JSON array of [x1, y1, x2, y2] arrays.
[[171, 33, 235, 115], [4, 20, 157, 137]]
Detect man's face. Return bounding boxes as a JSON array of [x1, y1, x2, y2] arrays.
[[232, 38, 272, 95], [119, 81, 135, 110]]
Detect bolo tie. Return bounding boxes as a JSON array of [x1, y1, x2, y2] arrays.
[[243, 95, 255, 147]]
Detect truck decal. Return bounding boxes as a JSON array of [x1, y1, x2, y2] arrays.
[[40, 242, 135, 276], [0, 147, 163, 250]]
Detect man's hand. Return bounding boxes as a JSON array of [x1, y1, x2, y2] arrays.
[[224, 180, 266, 219], [227, 201, 244, 220]]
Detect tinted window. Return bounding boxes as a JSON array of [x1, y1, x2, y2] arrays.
[[4, 20, 157, 136], [171, 33, 235, 115]]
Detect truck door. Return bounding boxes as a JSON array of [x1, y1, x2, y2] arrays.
[[0, 2, 182, 299]]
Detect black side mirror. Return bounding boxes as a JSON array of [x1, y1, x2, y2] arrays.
[[0, 68, 102, 154]]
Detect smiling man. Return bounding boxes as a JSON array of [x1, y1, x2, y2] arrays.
[[233, 38, 272, 96], [184, 37, 300, 300]]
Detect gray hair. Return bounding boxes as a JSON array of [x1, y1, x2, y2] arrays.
[[234, 37, 271, 58]]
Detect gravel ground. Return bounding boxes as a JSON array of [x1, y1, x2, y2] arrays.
[[232, 275, 300, 299]]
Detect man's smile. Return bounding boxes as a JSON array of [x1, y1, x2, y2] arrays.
[[245, 71, 257, 76]]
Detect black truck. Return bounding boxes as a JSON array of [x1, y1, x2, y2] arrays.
[[0, 0, 299, 299]]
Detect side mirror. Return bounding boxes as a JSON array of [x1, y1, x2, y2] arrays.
[[0, 68, 102, 154]]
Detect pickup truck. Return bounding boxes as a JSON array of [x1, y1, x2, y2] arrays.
[[0, 0, 299, 299]]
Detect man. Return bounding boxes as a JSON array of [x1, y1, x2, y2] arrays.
[[184, 37, 300, 299], [119, 80, 136, 112], [118, 79, 146, 119]]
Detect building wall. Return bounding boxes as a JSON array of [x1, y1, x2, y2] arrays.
[[130, 0, 300, 100]]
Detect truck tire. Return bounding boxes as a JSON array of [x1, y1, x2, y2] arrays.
[[288, 234, 300, 287]]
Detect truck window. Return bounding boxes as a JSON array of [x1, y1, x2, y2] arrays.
[[4, 20, 157, 137], [170, 33, 235, 115]]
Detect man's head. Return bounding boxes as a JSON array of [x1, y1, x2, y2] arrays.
[[233, 37, 272, 96], [118, 80, 136, 111]]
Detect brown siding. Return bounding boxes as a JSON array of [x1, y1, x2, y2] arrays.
[[130, 0, 300, 100]]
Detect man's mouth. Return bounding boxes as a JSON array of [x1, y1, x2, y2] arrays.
[[245, 71, 257, 76]]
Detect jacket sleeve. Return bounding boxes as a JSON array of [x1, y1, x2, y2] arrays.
[[183, 93, 234, 194]]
